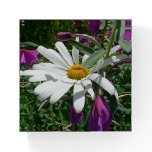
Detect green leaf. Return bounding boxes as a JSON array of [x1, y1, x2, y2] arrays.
[[118, 40, 131, 53], [20, 42, 38, 48], [115, 20, 125, 42], [99, 20, 106, 30], [70, 39, 94, 55], [81, 49, 106, 68]]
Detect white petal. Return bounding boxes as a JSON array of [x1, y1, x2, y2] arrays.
[[33, 63, 67, 76], [90, 58, 104, 73], [89, 73, 116, 96], [34, 81, 54, 95], [21, 70, 48, 76], [37, 46, 69, 70], [82, 79, 95, 100], [109, 45, 121, 56], [32, 63, 55, 70], [55, 42, 74, 66], [72, 46, 79, 64], [82, 54, 89, 64], [29, 75, 47, 82], [73, 83, 85, 113], [91, 54, 128, 72], [50, 80, 75, 104], [34, 81, 55, 101]]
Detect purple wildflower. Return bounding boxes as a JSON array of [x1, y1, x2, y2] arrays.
[[20, 50, 39, 67], [122, 29, 131, 41], [84, 42, 91, 47], [106, 31, 111, 38], [125, 20, 131, 28], [54, 32, 72, 41], [80, 38, 88, 43], [73, 20, 84, 27], [97, 34, 103, 40], [88, 20, 100, 35], [70, 106, 83, 125], [88, 95, 112, 131]]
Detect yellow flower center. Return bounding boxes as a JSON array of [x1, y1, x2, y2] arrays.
[[67, 64, 89, 80]]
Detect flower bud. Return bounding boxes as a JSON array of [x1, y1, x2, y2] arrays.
[[54, 32, 72, 41], [122, 29, 131, 41], [88, 20, 100, 35], [88, 95, 112, 131]]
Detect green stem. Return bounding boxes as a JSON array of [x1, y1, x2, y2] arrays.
[[105, 20, 117, 59]]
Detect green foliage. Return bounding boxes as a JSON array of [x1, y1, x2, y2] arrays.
[[70, 39, 94, 55], [81, 49, 105, 68]]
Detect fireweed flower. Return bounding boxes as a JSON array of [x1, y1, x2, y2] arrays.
[[88, 95, 112, 131], [21, 41, 128, 113], [88, 20, 100, 35], [70, 106, 83, 125], [20, 50, 39, 67]]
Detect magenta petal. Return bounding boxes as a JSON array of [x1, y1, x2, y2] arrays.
[[88, 20, 100, 35], [97, 34, 103, 40], [122, 29, 131, 41], [84, 42, 91, 47], [106, 31, 111, 38], [70, 106, 83, 125], [88, 95, 112, 131], [80, 38, 88, 42], [20, 50, 39, 67], [54, 32, 72, 41]]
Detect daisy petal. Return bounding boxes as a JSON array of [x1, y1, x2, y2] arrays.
[[89, 73, 116, 96], [29, 75, 47, 82], [50, 80, 75, 104], [72, 38, 79, 64], [34, 81, 55, 101], [20, 70, 48, 76], [82, 54, 89, 64], [37, 46, 69, 70], [33, 63, 67, 76], [73, 83, 85, 113], [109, 45, 121, 56], [34, 81, 54, 95], [55, 42, 74, 66], [82, 79, 95, 100]]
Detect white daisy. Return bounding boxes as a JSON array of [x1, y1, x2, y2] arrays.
[[21, 41, 129, 113]]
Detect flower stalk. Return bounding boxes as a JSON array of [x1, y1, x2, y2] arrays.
[[105, 20, 117, 59]]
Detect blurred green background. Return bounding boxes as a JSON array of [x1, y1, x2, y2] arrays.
[[20, 20, 131, 131]]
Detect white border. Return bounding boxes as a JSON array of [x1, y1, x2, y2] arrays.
[[1, 0, 152, 152]]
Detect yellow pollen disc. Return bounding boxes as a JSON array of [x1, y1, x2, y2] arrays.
[[67, 64, 89, 80]]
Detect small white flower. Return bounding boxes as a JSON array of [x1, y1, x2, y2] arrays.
[[21, 41, 128, 113]]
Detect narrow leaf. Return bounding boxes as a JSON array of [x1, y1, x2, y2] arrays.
[[118, 40, 131, 53], [20, 42, 38, 48], [82, 49, 106, 68], [70, 39, 94, 55]]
